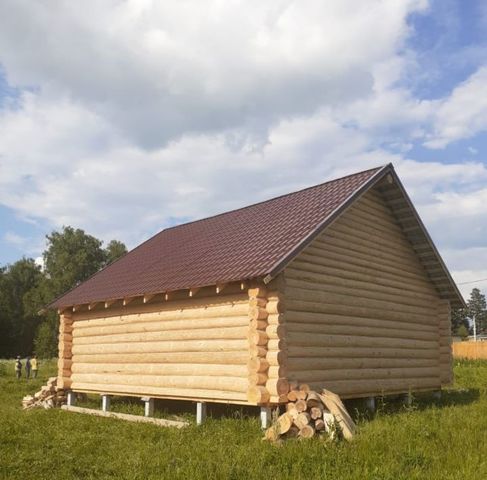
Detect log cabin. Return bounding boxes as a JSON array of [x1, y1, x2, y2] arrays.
[[49, 163, 464, 419]]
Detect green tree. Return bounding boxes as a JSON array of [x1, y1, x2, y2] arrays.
[[0, 258, 43, 357], [466, 288, 487, 335], [34, 315, 59, 358], [104, 239, 127, 265], [456, 324, 469, 340], [451, 307, 469, 334]]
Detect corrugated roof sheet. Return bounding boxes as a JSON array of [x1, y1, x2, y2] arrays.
[[50, 166, 384, 308]]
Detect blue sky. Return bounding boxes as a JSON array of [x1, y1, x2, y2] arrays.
[[0, 0, 486, 298]]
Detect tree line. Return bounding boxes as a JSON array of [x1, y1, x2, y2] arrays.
[[0, 226, 127, 358], [451, 288, 487, 339]]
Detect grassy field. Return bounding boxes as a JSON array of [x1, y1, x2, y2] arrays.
[[1, 359, 487, 479]]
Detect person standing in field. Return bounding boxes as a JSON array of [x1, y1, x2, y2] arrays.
[[15, 356, 22, 379], [25, 357, 31, 379], [31, 355, 38, 378]]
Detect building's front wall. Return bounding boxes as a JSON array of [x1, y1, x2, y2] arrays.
[[283, 187, 452, 398], [59, 288, 252, 403]]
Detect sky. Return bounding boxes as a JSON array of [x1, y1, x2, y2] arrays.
[[0, 0, 486, 300]]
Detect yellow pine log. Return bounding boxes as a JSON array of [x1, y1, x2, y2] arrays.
[[286, 299, 432, 325], [268, 365, 288, 378], [58, 358, 73, 369], [247, 329, 268, 346], [249, 306, 268, 321], [284, 273, 437, 312], [247, 386, 270, 404], [249, 297, 267, 308], [286, 284, 435, 318], [72, 382, 248, 402], [247, 357, 269, 373], [266, 324, 287, 339], [284, 309, 436, 332], [248, 287, 267, 299], [248, 372, 268, 385], [287, 345, 438, 359], [311, 235, 427, 278], [250, 319, 268, 330], [287, 357, 438, 371], [72, 339, 249, 356], [285, 321, 436, 342], [306, 377, 441, 396], [287, 259, 439, 301], [73, 351, 249, 365], [286, 331, 437, 350], [266, 299, 285, 315], [266, 378, 290, 396], [267, 339, 287, 352], [72, 362, 248, 377], [74, 316, 249, 338], [306, 240, 433, 286], [267, 313, 285, 326], [249, 345, 267, 357], [71, 373, 248, 393], [73, 298, 249, 325], [73, 326, 248, 345], [288, 366, 440, 383], [294, 252, 436, 295], [266, 350, 287, 366], [294, 412, 311, 429], [294, 399, 307, 413], [58, 377, 72, 389]]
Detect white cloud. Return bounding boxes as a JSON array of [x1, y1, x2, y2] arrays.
[[425, 66, 487, 148]]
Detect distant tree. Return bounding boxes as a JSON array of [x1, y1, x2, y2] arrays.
[[456, 324, 469, 340], [43, 226, 107, 298], [34, 316, 59, 358], [104, 240, 127, 265], [451, 307, 469, 334], [0, 259, 43, 357], [466, 288, 487, 335]]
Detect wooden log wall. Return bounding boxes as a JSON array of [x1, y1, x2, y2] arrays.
[[438, 299, 453, 385], [69, 292, 251, 403], [57, 313, 73, 389], [282, 187, 450, 398]]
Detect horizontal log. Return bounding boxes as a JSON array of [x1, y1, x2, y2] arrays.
[[288, 332, 438, 350], [248, 372, 268, 385], [285, 321, 436, 342], [61, 405, 188, 428], [58, 358, 73, 369], [57, 377, 72, 389], [73, 351, 249, 365], [266, 378, 289, 396], [72, 362, 248, 377], [248, 287, 267, 299], [267, 339, 286, 352], [249, 345, 267, 357], [288, 367, 440, 383], [74, 326, 248, 345], [247, 329, 268, 346], [249, 297, 267, 308], [73, 296, 249, 325], [73, 316, 248, 338], [285, 271, 437, 311], [266, 324, 287, 340], [287, 357, 438, 371], [284, 310, 437, 332], [286, 284, 435, 319], [71, 373, 248, 393], [247, 386, 270, 404], [287, 345, 438, 359], [305, 377, 441, 397], [267, 313, 285, 326], [247, 357, 269, 373], [268, 365, 288, 378], [72, 382, 248, 402], [249, 306, 268, 321], [250, 319, 268, 330], [266, 299, 285, 315], [286, 299, 433, 326], [266, 351, 287, 366], [292, 254, 437, 297], [72, 339, 249, 355]]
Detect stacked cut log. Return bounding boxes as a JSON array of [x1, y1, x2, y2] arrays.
[[21, 376, 67, 410], [58, 312, 73, 390], [247, 287, 271, 404], [264, 385, 356, 442]]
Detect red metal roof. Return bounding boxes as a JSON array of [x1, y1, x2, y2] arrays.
[[51, 166, 385, 308]]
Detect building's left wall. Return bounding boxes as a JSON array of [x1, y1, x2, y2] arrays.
[[58, 289, 251, 404]]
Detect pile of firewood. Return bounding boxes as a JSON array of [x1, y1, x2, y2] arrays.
[[265, 384, 356, 442], [21, 377, 67, 410]]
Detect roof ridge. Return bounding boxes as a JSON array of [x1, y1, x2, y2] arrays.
[[161, 164, 387, 234]]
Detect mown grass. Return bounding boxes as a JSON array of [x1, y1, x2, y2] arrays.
[[1, 359, 487, 479]]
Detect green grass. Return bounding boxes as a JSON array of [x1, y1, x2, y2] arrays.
[[1, 359, 487, 479]]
